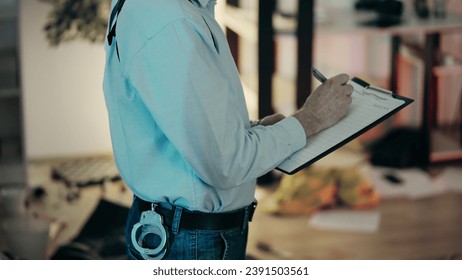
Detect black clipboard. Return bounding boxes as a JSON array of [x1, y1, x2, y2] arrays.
[[276, 77, 414, 175]]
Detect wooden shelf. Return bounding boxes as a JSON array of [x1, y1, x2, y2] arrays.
[[224, 0, 315, 117], [240, 72, 297, 119], [430, 125, 462, 163], [223, 5, 258, 43], [222, 5, 302, 38]]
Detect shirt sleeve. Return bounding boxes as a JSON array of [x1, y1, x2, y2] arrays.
[[125, 18, 306, 189]]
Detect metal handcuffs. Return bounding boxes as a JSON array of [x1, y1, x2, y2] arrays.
[[131, 204, 168, 260]]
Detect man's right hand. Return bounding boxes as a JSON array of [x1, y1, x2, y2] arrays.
[[293, 73, 353, 137]]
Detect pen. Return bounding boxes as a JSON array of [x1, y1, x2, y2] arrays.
[[312, 67, 327, 83]]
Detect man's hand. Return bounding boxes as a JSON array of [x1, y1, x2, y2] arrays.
[[259, 113, 285, 126], [293, 73, 353, 137]]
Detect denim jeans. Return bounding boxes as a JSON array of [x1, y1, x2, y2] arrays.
[[125, 197, 249, 260]]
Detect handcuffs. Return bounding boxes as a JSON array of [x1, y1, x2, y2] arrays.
[[131, 203, 169, 260]]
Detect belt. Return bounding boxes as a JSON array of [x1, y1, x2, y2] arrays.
[[135, 196, 257, 231]]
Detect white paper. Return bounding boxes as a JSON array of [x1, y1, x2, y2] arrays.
[[435, 167, 462, 193], [365, 166, 445, 199], [308, 209, 381, 233]]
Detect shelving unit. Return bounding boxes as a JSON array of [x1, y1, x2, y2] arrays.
[[224, 0, 314, 119], [397, 34, 462, 164], [223, 0, 462, 167], [0, 1, 26, 185]]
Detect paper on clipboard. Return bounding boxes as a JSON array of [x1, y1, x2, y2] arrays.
[[277, 78, 413, 175]]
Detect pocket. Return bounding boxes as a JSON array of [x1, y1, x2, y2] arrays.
[[220, 227, 248, 260]]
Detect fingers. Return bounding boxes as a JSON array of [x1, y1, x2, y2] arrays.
[[272, 113, 286, 121], [259, 113, 286, 126], [330, 73, 350, 85], [334, 73, 354, 97], [344, 84, 354, 97], [326, 73, 353, 98]]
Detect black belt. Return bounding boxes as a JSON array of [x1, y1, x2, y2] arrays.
[[135, 196, 257, 231]]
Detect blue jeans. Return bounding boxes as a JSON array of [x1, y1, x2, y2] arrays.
[[125, 197, 249, 260]]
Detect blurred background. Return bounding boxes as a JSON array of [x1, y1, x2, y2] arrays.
[[1, 0, 462, 260]]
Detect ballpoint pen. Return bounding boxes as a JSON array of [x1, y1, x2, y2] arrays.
[[312, 67, 327, 83]]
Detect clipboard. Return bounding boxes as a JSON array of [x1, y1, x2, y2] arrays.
[[276, 77, 414, 175]]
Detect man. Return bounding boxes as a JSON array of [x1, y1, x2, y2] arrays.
[[103, 0, 352, 260]]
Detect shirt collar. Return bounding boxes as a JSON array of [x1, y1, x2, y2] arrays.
[[197, 0, 210, 7]]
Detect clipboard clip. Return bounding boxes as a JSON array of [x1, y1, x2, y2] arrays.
[[351, 77, 393, 100]]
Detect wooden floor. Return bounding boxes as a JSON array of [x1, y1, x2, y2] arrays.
[[246, 190, 462, 260], [2, 156, 462, 260]]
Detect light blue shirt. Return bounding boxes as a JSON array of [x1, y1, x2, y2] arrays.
[[103, 0, 306, 212]]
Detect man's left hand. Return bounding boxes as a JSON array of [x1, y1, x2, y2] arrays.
[[259, 113, 285, 126]]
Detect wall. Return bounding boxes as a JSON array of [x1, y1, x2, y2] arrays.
[[19, 0, 112, 159], [17, 0, 230, 160]]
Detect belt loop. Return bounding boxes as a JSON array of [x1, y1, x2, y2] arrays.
[[248, 201, 257, 222], [242, 201, 257, 233], [171, 206, 183, 235], [241, 206, 250, 233]]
